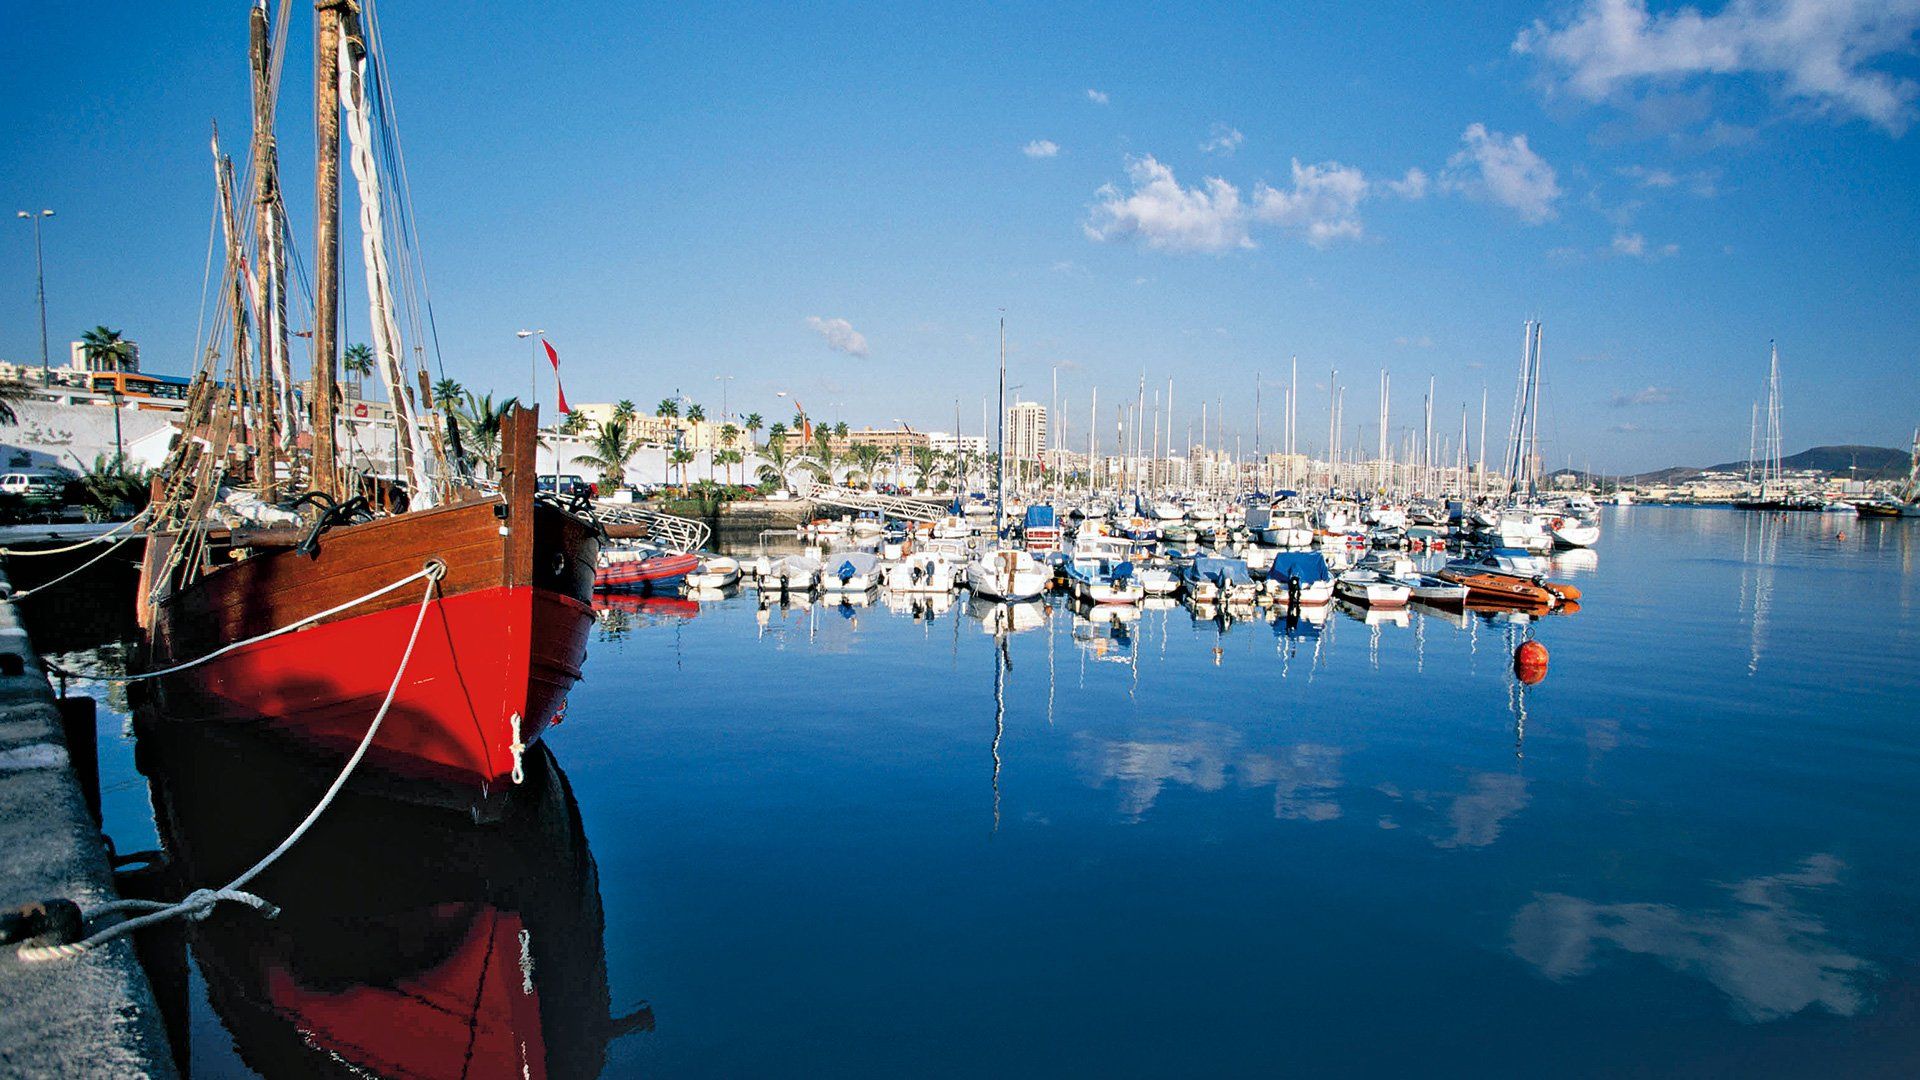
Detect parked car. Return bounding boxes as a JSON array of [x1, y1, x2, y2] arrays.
[[536, 475, 597, 499], [0, 471, 68, 504]]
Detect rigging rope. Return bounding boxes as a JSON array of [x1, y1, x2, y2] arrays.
[[15, 564, 443, 963], [3, 535, 139, 601]]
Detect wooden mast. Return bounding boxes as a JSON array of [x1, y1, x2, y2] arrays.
[[248, 0, 283, 499], [312, 0, 348, 497]]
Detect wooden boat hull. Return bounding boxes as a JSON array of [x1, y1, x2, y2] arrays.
[[1438, 569, 1556, 609], [139, 409, 598, 810]]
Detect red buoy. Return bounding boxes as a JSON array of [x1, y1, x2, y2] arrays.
[[1514, 640, 1549, 685]]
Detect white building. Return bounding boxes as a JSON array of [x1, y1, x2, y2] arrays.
[[926, 431, 988, 456], [1006, 400, 1047, 462]]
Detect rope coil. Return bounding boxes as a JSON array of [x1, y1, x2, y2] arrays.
[[16, 562, 442, 964]]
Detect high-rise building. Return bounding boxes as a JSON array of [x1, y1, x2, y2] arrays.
[[1006, 400, 1047, 461]]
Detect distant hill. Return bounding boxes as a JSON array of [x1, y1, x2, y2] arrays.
[[1605, 444, 1910, 485], [1700, 445, 1909, 477]]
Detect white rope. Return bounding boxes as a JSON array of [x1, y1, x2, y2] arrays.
[[16, 566, 442, 963], [4, 534, 140, 601], [120, 560, 442, 682], [0, 511, 151, 557]]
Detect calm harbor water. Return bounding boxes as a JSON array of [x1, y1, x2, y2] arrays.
[[43, 506, 1920, 1076]]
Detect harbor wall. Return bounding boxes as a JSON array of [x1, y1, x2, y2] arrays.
[[0, 565, 178, 1078]]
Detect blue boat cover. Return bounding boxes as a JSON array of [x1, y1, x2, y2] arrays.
[[1190, 557, 1253, 585], [1024, 504, 1057, 528], [1268, 551, 1331, 583]]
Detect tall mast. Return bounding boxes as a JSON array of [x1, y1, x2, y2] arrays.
[[248, 0, 286, 498], [1087, 386, 1096, 495], [995, 313, 1006, 538], [1327, 368, 1337, 491], [1476, 384, 1487, 499], [312, 0, 346, 497]]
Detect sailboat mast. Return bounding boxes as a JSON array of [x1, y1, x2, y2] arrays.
[[312, 0, 346, 497], [995, 314, 1006, 538], [248, 0, 284, 498]]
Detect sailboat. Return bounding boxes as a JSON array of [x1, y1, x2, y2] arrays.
[[967, 316, 1051, 601], [1734, 342, 1800, 511], [1853, 429, 1920, 517], [134, 2, 600, 817]]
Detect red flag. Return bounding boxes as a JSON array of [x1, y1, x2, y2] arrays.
[[542, 340, 570, 413]]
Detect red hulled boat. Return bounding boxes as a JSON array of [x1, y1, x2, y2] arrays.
[[134, 1, 599, 816]]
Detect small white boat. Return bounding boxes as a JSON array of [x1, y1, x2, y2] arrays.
[[885, 550, 960, 593], [1334, 569, 1411, 607], [686, 554, 741, 589], [1136, 565, 1180, 596], [1549, 514, 1600, 548], [820, 550, 881, 593], [1395, 573, 1468, 606], [765, 554, 821, 592], [1263, 552, 1336, 606]]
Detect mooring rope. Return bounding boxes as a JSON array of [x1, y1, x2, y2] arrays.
[[3, 533, 142, 601], [15, 561, 444, 963], [119, 561, 443, 682], [0, 510, 152, 558]]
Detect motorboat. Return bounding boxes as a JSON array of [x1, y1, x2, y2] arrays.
[[1398, 573, 1469, 606], [1136, 562, 1180, 596], [595, 547, 699, 595], [764, 553, 822, 593], [1150, 500, 1185, 522], [1437, 549, 1581, 609], [1022, 504, 1064, 553], [820, 550, 881, 593], [1264, 551, 1336, 607], [1067, 556, 1144, 605], [1334, 569, 1411, 607], [885, 549, 960, 593], [685, 554, 741, 589], [1182, 556, 1257, 604], [1549, 513, 1601, 548]]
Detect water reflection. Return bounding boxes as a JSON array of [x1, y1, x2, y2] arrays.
[[137, 725, 647, 1077], [1510, 855, 1872, 1023], [1075, 722, 1345, 824]]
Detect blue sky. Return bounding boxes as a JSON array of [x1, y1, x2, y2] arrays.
[[3, 0, 1917, 472]]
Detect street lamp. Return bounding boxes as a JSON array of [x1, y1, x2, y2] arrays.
[[16, 209, 54, 385], [714, 374, 733, 422], [515, 329, 544, 407]]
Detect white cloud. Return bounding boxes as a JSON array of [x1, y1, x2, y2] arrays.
[[1252, 158, 1372, 246], [1611, 231, 1681, 259], [1442, 123, 1563, 224], [1611, 384, 1673, 406], [1023, 139, 1060, 159], [1200, 123, 1246, 155], [1514, 0, 1920, 135], [803, 316, 869, 358], [1086, 88, 1110, 105], [1084, 155, 1252, 253], [1617, 163, 1718, 196], [1385, 167, 1430, 199]]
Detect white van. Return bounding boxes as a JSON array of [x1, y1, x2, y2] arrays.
[[0, 472, 66, 503]]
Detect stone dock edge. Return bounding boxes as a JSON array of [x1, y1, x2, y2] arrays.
[[0, 564, 178, 1078]]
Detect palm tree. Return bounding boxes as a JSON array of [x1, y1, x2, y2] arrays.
[[655, 398, 678, 420], [768, 420, 787, 444], [80, 326, 133, 373], [849, 443, 884, 489], [0, 380, 29, 427], [559, 410, 589, 436], [743, 412, 764, 446], [576, 417, 638, 489], [811, 428, 836, 481], [459, 391, 521, 474], [432, 377, 465, 411], [791, 411, 806, 432], [911, 446, 938, 491], [757, 438, 791, 489], [342, 342, 375, 398], [715, 447, 744, 485], [833, 421, 849, 440], [668, 448, 696, 488], [720, 422, 740, 448], [686, 403, 706, 424]]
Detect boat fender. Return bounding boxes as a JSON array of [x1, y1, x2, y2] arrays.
[[1287, 575, 1301, 615], [838, 561, 856, 583]]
